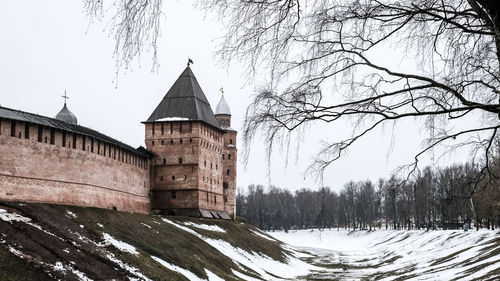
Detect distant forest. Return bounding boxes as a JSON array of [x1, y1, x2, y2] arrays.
[[237, 163, 500, 231]]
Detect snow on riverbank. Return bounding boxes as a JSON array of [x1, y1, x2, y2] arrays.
[[267, 229, 500, 280], [162, 218, 315, 280]]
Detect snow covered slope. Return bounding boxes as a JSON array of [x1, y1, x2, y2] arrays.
[[1, 200, 498, 280], [269, 228, 500, 280], [0, 201, 310, 281]]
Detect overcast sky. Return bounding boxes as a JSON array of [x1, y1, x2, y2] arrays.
[[0, 1, 473, 192]]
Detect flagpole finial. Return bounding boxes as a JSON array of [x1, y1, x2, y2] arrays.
[[187, 58, 194, 66]]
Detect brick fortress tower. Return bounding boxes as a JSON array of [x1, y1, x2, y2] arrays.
[[214, 91, 237, 219], [144, 65, 236, 219]]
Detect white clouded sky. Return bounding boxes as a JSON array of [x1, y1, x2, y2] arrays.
[[0, 1, 473, 192]]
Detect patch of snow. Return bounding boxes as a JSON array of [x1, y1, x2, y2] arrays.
[[106, 253, 152, 281], [205, 269, 224, 281], [97, 223, 104, 228], [53, 261, 94, 281], [8, 246, 24, 258], [62, 248, 70, 254], [53, 261, 65, 271], [162, 218, 314, 280], [161, 218, 199, 236], [0, 209, 63, 240], [102, 233, 139, 256], [72, 268, 93, 281], [156, 117, 190, 122], [183, 222, 226, 233], [231, 269, 262, 281], [79, 225, 84, 228], [65, 211, 77, 218], [69, 229, 98, 246], [141, 223, 152, 229], [251, 229, 276, 241], [152, 256, 205, 281], [0, 209, 31, 223]]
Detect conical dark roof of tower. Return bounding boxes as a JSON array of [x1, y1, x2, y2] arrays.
[[145, 66, 221, 129]]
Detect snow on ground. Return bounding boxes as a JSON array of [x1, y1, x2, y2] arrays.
[[0, 208, 63, 240], [0, 208, 31, 223], [250, 229, 276, 241], [268, 229, 500, 280], [152, 256, 207, 281], [102, 233, 139, 256], [53, 261, 93, 281], [106, 253, 153, 281], [183, 221, 226, 233], [65, 210, 77, 219], [162, 218, 315, 280], [205, 269, 225, 281]]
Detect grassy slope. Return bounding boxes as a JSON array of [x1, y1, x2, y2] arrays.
[[0, 201, 287, 281]]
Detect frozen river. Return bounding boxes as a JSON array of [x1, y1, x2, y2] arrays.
[[267, 229, 500, 280]]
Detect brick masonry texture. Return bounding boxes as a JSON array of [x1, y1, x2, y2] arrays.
[[0, 112, 237, 219], [0, 118, 151, 213], [0, 67, 237, 219]]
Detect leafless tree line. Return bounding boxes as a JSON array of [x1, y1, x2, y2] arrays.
[[238, 162, 500, 231]]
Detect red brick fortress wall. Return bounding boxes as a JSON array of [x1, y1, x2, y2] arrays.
[[0, 119, 151, 213]]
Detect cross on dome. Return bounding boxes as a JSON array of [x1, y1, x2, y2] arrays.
[[62, 91, 69, 105]]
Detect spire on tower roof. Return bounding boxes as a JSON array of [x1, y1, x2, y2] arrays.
[[215, 90, 231, 115]]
